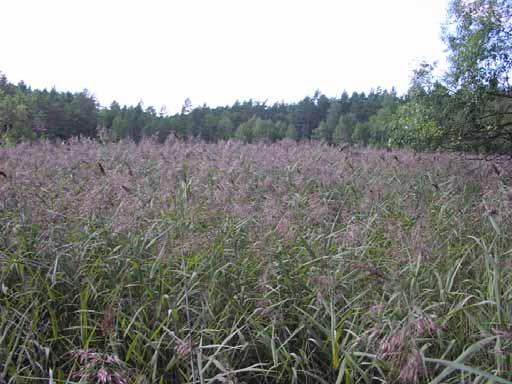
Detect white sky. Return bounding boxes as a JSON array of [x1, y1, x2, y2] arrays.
[[1, 0, 448, 113]]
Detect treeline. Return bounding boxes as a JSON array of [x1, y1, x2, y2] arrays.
[[0, 76, 98, 142], [0, 76, 403, 147], [1, 0, 511, 154], [101, 89, 405, 145]]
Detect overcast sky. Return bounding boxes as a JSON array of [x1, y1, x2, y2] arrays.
[[1, 0, 448, 113]]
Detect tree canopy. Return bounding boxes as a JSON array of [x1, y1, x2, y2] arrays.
[[1, 0, 511, 154], [442, 0, 512, 153]]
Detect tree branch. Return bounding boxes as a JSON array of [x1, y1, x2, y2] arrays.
[[486, 91, 512, 99]]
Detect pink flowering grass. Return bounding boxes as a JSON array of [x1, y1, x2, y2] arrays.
[[0, 138, 511, 382]]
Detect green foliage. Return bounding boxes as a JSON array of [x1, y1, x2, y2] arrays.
[[312, 120, 329, 142], [285, 123, 298, 140], [0, 74, 98, 143], [444, 0, 512, 91], [441, 0, 512, 153], [234, 116, 287, 143], [313, 102, 343, 143], [373, 1, 512, 154], [333, 113, 356, 145], [3, 0, 512, 158], [388, 101, 444, 150], [235, 116, 256, 143], [217, 115, 235, 140], [1, 72, 411, 147]]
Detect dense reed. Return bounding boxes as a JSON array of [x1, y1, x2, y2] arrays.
[[1, 138, 511, 383]]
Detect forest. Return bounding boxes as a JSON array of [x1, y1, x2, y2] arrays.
[[1, 0, 511, 155]]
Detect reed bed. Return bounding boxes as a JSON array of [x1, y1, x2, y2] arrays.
[[1, 138, 511, 383]]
